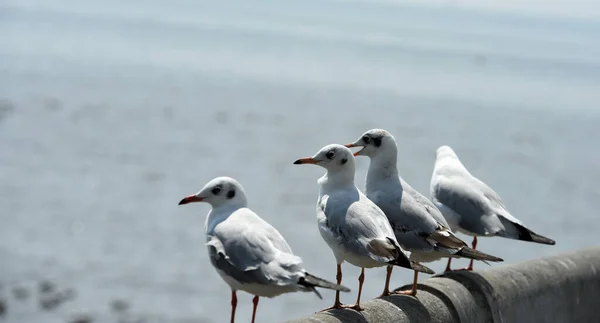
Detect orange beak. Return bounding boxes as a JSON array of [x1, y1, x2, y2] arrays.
[[344, 143, 363, 157], [293, 157, 318, 165], [178, 195, 203, 205]]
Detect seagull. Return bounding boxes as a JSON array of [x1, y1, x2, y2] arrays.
[[430, 145, 556, 271], [293, 144, 434, 310], [178, 176, 350, 323], [345, 129, 503, 293]]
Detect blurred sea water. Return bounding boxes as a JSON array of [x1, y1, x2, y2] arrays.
[[1, 1, 600, 322]]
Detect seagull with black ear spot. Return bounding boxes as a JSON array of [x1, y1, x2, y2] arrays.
[[345, 129, 503, 295], [293, 144, 434, 311], [178, 176, 350, 323]]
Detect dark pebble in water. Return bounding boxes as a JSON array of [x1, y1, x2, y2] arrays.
[[12, 286, 29, 300], [143, 171, 164, 182], [271, 114, 285, 126], [244, 112, 260, 124], [39, 280, 56, 293], [40, 289, 76, 311], [110, 299, 130, 313], [69, 314, 93, 323], [0, 299, 6, 316], [44, 97, 62, 111], [214, 110, 228, 124], [0, 98, 15, 121], [62, 288, 77, 301], [40, 294, 63, 311], [474, 54, 487, 66], [162, 106, 173, 120]]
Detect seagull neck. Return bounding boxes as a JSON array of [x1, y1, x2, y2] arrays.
[[366, 153, 400, 190], [214, 199, 248, 211], [206, 202, 246, 233], [318, 169, 355, 192]]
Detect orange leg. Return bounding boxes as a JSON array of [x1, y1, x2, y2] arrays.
[[378, 265, 393, 297], [445, 258, 453, 272], [251, 295, 259, 323], [466, 236, 478, 271], [343, 268, 365, 311], [319, 264, 344, 311], [392, 271, 418, 296], [230, 290, 237, 323], [448, 236, 479, 272]]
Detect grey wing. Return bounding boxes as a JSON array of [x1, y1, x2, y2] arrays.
[[322, 190, 390, 239], [207, 236, 270, 284], [371, 190, 434, 250], [319, 193, 372, 250], [433, 176, 504, 236], [343, 192, 401, 242], [381, 182, 459, 252], [402, 180, 450, 228], [471, 176, 524, 226], [404, 190, 469, 253], [208, 222, 303, 286], [412, 196, 450, 229], [322, 191, 399, 263], [260, 222, 295, 255]]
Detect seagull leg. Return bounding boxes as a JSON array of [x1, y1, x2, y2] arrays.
[[467, 236, 477, 271], [392, 271, 418, 296], [319, 264, 344, 311], [444, 258, 453, 272], [230, 290, 237, 323], [344, 268, 365, 311], [378, 265, 393, 297], [251, 295, 259, 323], [458, 236, 478, 271]]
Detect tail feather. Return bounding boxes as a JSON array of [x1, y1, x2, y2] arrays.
[[384, 250, 435, 274], [367, 238, 401, 259], [383, 238, 436, 275], [367, 237, 436, 275], [527, 231, 556, 245], [515, 223, 556, 245], [299, 273, 351, 299], [429, 229, 467, 250], [386, 251, 413, 271], [409, 261, 435, 275], [456, 247, 504, 263]]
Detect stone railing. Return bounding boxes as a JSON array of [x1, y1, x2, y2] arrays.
[[286, 247, 600, 323]]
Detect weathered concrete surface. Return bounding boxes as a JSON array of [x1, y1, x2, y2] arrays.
[[286, 247, 600, 323]]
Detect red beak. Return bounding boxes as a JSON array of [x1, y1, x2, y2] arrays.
[[178, 195, 203, 205], [344, 143, 362, 157], [293, 157, 318, 165]]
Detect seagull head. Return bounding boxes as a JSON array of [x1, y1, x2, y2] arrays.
[[293, 144, 355, 174], [436, 145, 458, 159], [178, 176, 248, 208], [344, 128, 397, 158]]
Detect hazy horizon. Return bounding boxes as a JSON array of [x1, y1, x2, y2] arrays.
[[1, 1, 599, 322]]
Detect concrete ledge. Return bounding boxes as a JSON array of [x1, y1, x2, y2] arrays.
[[286, 247, 600, 323]]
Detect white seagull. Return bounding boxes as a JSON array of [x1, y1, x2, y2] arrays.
[[178, 176, 350, 323], [293, 144, 434, 310], [345, 129, 503, 293], [430, 145, 556, 271]]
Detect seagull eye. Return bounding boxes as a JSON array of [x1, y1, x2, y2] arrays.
[[211, 185, 222, 195], [362, 136, 370, 143], [325, 151, 335, 159]]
